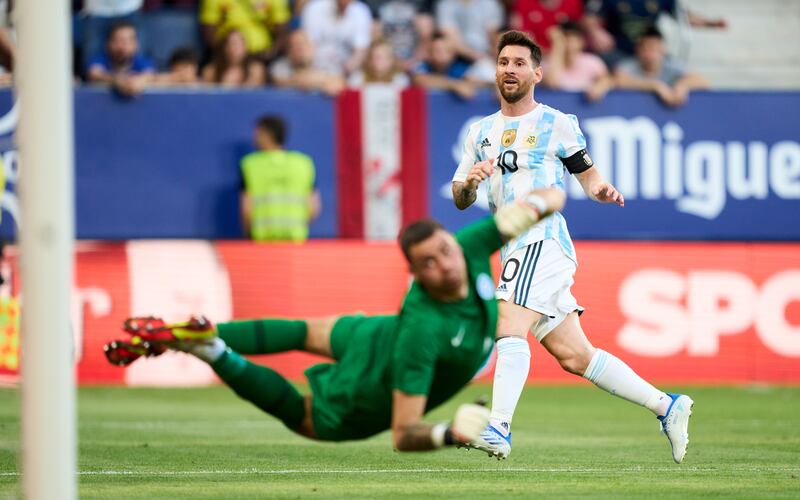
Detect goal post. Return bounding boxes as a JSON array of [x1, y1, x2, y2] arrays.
[[15, 1, 77, 498]]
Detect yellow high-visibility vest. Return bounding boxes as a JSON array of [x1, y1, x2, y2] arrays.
[[241, 150, 315, 242]]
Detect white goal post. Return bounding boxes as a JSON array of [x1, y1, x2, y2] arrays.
[[15, 1, 77, 498]]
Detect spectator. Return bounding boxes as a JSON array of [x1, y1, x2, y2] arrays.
[[202, 30, 266, 87], [348, 38, 410, 88], [301, 0, 372, 76], [435, 0, 504, 62], [199, 0, 291, 63], [81, 0, 145, 71], [510, 0, 584, 52], [270, 29, 345, 95], [614, 26, 708, 107], [152, 47, 201, 86], [413, 32, 477, 99], [240, 115, 320, 243], [367, 0, 435, 70], [584, 0, 726, 68], [86, 21, 155, 96], [543, 21, 613, 101], [0, 27, 13, 87]]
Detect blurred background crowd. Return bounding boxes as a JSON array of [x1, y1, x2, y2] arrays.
[[0, 0, 757, 105]]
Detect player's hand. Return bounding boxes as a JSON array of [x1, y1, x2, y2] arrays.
[[464, 158, 495, 191], [592, 182, 624, 206], [450, 403, 490, 443]]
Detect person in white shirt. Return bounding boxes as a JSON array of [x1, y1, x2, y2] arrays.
[[301, 0, 372, 76], [451, 29, 694, 464]]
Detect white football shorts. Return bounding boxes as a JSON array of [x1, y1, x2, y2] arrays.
[[495, 238, 584, 341]]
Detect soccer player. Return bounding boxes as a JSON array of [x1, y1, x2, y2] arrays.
[[451, 30, 693, 462], [104, 188, 565, 452]]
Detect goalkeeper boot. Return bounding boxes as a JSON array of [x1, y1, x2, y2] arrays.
[[658, 393, 694, 464], [103, 337, 166, 366], [462, 422, 511, 460], [121, 315, 216, 352]]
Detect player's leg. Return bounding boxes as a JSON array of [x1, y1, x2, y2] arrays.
[[467, 244, 544, 458], [209, 345, 314, 437], [541, 312, 694, 463], [109, 316, 322, 438], [216, 315, 338, 358], [491, 301, 540, 428], [541, 312, 671, 411]]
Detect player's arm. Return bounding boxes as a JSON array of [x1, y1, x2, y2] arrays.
[[574, 166, 624, 206], [493, 188, 566, 239], [455, 187, 565, 261], [391, 390, 489, 452], [452, 158, 494, 210], [451, 122, 492, 209], [557, 114, 624, 206]]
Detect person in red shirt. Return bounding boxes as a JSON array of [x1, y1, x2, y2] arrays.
[[510, 0, 584, 52]]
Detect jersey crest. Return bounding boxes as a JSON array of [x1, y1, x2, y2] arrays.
[[476, 273, 495, 300], [501, 129, 517, 147]]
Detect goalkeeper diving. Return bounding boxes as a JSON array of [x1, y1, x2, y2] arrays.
[[103, 188, 563, 452]]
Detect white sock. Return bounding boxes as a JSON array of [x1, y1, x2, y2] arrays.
[[188, 337, 227, 363], [489, 336, 531, 431], [583, 349, 671, 416]]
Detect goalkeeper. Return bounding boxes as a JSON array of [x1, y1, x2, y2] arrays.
[[104, 188, 564, 452]]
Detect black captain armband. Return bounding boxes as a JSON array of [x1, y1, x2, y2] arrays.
[[560, 149, 594, 174]]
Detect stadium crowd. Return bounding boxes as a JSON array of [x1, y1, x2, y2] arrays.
[[0, 0, 723, 105]]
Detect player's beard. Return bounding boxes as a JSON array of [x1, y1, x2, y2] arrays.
[[496, 75, 534, 104]]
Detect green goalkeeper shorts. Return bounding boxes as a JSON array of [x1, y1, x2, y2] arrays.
[[306, 314, 399, 441]]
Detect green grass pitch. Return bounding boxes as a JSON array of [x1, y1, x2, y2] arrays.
[[1, 384, 798, 498]]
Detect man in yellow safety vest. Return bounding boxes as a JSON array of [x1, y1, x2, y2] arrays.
[[240, 115, 320, 242]]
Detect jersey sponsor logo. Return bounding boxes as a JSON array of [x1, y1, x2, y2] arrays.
[[525, 135, 537, 147], [480, 138, 492, 149], [497, 283, 508, 292], [501, 129, 517, 147], [451, 324, 466, 347], [477, 273, 495, 300]]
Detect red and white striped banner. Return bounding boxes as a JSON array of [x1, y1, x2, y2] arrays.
[[336, 88, 428, 239]]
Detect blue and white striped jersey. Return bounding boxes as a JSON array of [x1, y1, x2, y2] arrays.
[[452, 103, 587, 264]]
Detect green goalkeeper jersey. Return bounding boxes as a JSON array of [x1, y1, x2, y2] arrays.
[[307, 217, 503, 441]]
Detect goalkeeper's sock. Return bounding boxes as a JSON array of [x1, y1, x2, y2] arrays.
[[583, 349, 672, 416], [216, 319, 307, 354], [211, 348, 305, 430], [489, 336, 531, 427], [188, 337, 227, 363]]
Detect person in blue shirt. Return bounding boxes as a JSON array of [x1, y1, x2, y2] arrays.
[[86, 21, 155, 96], [412, 32, 477, 99]]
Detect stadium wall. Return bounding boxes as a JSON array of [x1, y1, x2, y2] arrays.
[[1, 89, 799, 241], [1, 241, 798, 386]]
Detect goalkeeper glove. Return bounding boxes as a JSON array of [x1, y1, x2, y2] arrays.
[[431, 403, 491, 447], [494, 193, 549, 238]]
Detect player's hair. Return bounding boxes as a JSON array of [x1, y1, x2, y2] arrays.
[[107, 20, 137, 41], [497, 30, 542, 67], [399, 219, 444, 263], [168, 47, 199, 68], [256, 115, 287, 146], [639, 25, 664, 41]]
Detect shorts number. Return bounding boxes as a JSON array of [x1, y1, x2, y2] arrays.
[[497, 150, 519, 174], [501, 258, 520, 282]]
